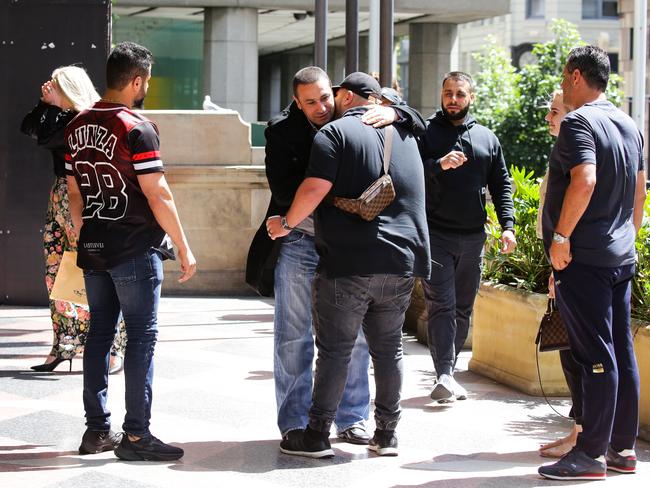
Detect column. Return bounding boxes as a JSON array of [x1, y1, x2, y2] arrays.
[[204, 7, 258, 122], [408, 22, 459, 117]]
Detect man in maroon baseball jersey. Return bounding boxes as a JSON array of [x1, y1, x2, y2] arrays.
[[66, 42, 196, 461]]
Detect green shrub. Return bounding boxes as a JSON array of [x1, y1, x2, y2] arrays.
[[483, 168, 650, 323]]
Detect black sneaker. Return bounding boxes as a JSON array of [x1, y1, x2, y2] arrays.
[[114, 434, 184, 461], [337, 425, 371, 445], [605, 446, 637, 474], [368, 429, 398, 456], [538, 448, 606, 480], [279, 426, 334, 459], [78, 428, 121, 454]]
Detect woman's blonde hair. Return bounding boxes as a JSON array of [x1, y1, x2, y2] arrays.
[[51, 66, 100, 112]]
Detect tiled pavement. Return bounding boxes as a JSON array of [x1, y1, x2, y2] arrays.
[[1, 296, 648, 488]]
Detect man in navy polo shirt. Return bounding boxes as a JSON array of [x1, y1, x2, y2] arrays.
[[539, 46, 646, 480]]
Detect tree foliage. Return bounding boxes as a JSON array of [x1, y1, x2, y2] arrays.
[[472, 19, 624, 175]]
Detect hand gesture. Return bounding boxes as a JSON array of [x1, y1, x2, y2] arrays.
[[440, 151, 467, 170], [41, 80, 63, 108], [500, 230, 517, 254]]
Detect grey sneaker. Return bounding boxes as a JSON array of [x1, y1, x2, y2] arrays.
[[449, 375, 468, 400], [337, 425, 370, 445], [368, 429, 398, 456], [605, 446, 636, 474], [538, 448, 606, 480], [430, 374, 454, 403]]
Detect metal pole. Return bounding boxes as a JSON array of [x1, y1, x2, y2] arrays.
[[368, 0, 380, 74], [345, 0, 359, 74], [315, 0, 328, 70], [379, 0, 393, 87], [632, 0, 647, 133]]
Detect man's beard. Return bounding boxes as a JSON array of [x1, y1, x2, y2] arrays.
[[133, 85, 147, 109], [442, 102, 470, 121]]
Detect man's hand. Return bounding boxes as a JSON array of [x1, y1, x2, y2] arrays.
[[440, 151, 467, 170], [177, 247, 196, 283], [266, 215, 289, 241], [361, 105, 398, 128], [500, 229, 517, 254], [550, 240, 572, 270]]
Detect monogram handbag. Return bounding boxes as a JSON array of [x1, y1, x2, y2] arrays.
[[332, 124, 396, 221], [535, 298, 570, 352], [50, 250, 88, 306]]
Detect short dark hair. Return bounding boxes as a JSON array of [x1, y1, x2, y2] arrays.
[[442, 71, 475, 93], [565, 45, 609, 92], [292, 66, 330, 98], [106, 41, 153, 90]]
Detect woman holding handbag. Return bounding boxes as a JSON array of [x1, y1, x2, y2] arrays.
[[20, 66, 126, 373], [536, 90, 583, 458]]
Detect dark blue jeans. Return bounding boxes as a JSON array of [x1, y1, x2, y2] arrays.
[[82, 249, 163, 437], [308, 273, 414, 434], [554, 261, 639, 457], [422, 229, 486, 376]]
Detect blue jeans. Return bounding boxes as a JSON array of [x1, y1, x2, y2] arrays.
[[273, 230, 370, 435], [82, 248, 163, 437], [422, 229, 485, 376], [309, 273, 414, 434]]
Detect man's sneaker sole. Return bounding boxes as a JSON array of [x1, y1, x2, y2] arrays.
[[368, 444, 398, 456], [430, 383, 453, 402], [539, 472, 606, 481], [607, 464, 636, 474], [115, 445, 183, 461], [279, 446, 334, 459]]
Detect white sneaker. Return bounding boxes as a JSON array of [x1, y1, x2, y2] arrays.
[[449, 375, 467, 400], [430, 374, 454, 402]]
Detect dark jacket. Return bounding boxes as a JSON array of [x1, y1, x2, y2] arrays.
[[419, 110, 514, 234], [20, 100, 76, 177], [245, 101, 426, 296]]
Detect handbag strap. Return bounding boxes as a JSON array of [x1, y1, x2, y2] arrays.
[[535, 344, 571, 420], [382, 124, 394, 175]]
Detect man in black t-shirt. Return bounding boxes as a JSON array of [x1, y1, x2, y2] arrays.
[[267, 72, 430, 458], [539, 46, 646, 481], [66, 42, 196, 462]]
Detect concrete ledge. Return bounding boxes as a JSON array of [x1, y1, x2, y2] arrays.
[[637, 323, 650, 441], [469, 282, 569, 396]]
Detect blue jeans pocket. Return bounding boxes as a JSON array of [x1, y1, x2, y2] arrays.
[[282, 230, 306, 245], [109, 258, 137, 285]]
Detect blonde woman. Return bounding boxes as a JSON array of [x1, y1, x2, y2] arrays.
[[21, 66, 126, 372], [537, 90, 583, 458]]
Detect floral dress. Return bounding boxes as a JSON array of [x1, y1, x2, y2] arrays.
[[21, 101, 127, 360]]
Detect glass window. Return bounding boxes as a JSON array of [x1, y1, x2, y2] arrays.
[[583, 0, 618, 19], [526, 0, 545, 19]]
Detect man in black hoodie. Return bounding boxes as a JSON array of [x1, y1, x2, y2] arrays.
[[419, 71, 516, 403]]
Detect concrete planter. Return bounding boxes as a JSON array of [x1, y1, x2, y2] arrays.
[[468, 282, 569, 396], [468, 281, 650, 442]]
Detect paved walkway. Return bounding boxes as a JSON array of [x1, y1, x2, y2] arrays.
[[1, 297, 648, 487]]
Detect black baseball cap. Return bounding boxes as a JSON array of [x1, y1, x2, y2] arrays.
[[380, 87, 403, 105], [332, 72, 382, 99]]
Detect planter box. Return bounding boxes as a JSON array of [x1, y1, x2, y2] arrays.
[[469, 282, 568, 396], [469, 281, 650, 442]]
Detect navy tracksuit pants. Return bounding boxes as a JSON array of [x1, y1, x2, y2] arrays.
[[553, 261, 640, 458]]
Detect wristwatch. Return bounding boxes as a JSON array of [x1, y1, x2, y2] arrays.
[[280, 216, 293, 231], [552, 232, 569, 244]]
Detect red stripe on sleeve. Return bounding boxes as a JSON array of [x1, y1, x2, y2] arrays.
[[132, 150, 161, 161]]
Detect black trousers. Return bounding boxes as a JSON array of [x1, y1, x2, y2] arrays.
[[559, 349, 583, 425], [554, 261, 639, 457]]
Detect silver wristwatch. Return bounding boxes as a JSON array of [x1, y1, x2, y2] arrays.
[[281, 216, 293, 231], [552, 232, 569, 244]]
